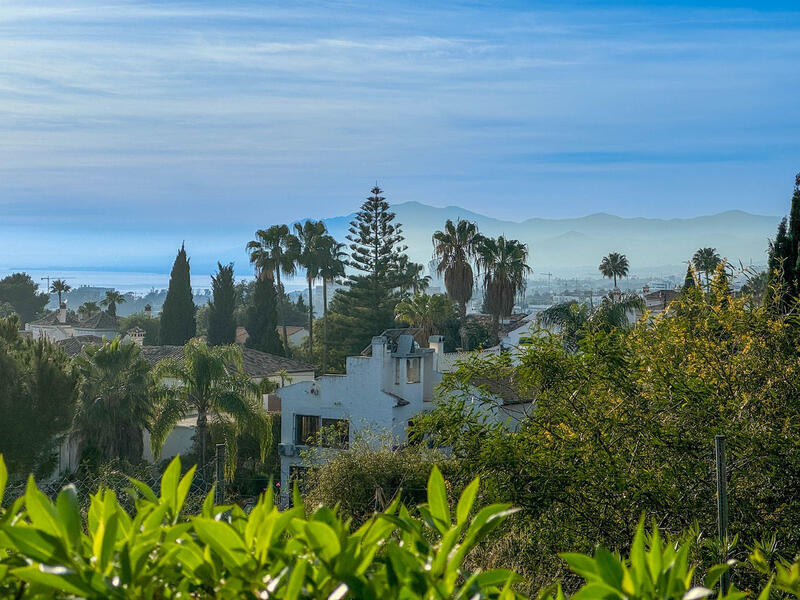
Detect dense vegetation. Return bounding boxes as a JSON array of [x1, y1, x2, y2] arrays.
[[303, 268, 800, 595]]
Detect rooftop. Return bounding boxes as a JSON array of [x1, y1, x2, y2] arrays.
[[139, 345, 314, 378]]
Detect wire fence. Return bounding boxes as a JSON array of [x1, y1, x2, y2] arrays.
[[3, 457, 220, 514]]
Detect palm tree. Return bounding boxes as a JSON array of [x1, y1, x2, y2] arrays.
[[395, 293, 455, 345], [317, 236, 346, 374], [397, 255, 430, 295], [432, 219, 483, 349], [100, 290, 126, 317], [50, 279, 71, 305], [477, 236, 531, 343], [293, 220, 328, 356], [538, 301, 591, 352], [77, 301, 100, 320], [72, 338, 152, 464], [150, 339, 270, 472], [539, 292, 644, 352], [692, 247, 722, 290], [598, 252, 630, 289], [247, 224, 300, 354]]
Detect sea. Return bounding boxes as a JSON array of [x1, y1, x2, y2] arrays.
[[0, 268, 308, 297]]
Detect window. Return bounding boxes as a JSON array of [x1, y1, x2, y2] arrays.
[[406, 357, 421, 383], [321, 418, 350, 448], [395, 358, 400, 385], [295, 414, 319, 445]]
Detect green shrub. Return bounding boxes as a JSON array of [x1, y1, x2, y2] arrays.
[[301, 439, 448, 526], [0, 455, 524, 599], [550, 521, 787, 600]]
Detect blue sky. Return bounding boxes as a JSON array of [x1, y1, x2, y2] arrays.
[[1, 0, 799, 269]]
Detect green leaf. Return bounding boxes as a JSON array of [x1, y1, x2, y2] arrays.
[[175, 465, 196, 515], [24, 476, 60, 536], [2, 526, 66, 564], [561, 553, 598, 580], [55, 485, 82, 551], [127, 477, 157, 503], [456, 477, 479, 525], [285, 558, 308, 599], [704, 563, 730, 589], [426, 465, 450, 528], [160, 456, 181, 505], [303, 521, 341, 562], [0, 455, 6, 507], [193, 518, 249, 570], [12, 565, 96, 597]]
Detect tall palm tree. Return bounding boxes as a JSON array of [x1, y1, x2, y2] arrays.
[[77, 301, 100, 320], [247, 224, 300, 354], [395, 293, 455, 345], [317, 236, 346, 374], [73, 338, 152, 464], [432, 219, 483, 350], [293, 220, 328, 356], [100, 290, 126, 317], [598, 252, 630, 289], [150, 339, 270, 471], [692, 247, 722, 290], [477, 236, 531, 343], [50, 279, 71, 305]]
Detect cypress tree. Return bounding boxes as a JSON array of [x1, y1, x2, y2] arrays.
[[768, 174, 800, 310], [682, 265, 697, 292], [245, 276, 284, 355], [160, 244, 196, 345], [207, 262, 237, 345]]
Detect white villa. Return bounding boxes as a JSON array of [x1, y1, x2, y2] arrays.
[[274, 329, 534, 498], [26, 303, 121, 342]]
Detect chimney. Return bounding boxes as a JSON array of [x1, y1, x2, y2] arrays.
[[58, 302, 67, 324], [371, 335, 387, 359], [144, 304, 152, 318], [429, 335, 444, 372], [128, 327, 145, 347]]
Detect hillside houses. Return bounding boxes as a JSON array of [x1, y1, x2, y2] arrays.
[[26, 304, 120, 342]]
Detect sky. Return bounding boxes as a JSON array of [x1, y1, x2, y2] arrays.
[[1, 0, 799, 272]]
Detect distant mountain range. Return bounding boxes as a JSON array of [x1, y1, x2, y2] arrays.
[[2, 202, 781, 281], [314, 202, 779, 277]]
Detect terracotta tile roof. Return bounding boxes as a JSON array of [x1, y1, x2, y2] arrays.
[[77, 311, 120, 330], [276, 325, 306, 336], [139, 345, 314, 378], [56, 335, 105, 356], [30, 310, 80, 326]]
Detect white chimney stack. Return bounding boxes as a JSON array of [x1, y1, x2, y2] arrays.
[[128, 327, 146, 347], [58, 302, 67, 324], [429, 335, 445, 372]]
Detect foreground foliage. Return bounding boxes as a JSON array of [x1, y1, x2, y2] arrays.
[[0, 456, 524, 599]]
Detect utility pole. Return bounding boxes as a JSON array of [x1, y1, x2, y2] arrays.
[[715, 435, 730, 594]]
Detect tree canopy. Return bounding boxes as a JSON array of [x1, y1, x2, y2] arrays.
[[207, 263, 237, 346], [160, 244, 196, 345], [0, 273, 48, 325]]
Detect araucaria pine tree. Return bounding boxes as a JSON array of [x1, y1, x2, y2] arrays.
[[245, 276, 284, 355], [768, 173, 800, 311], [207, 262, 237, 345], [160, 244, 196, 345], [325, 186, 411, 368]]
